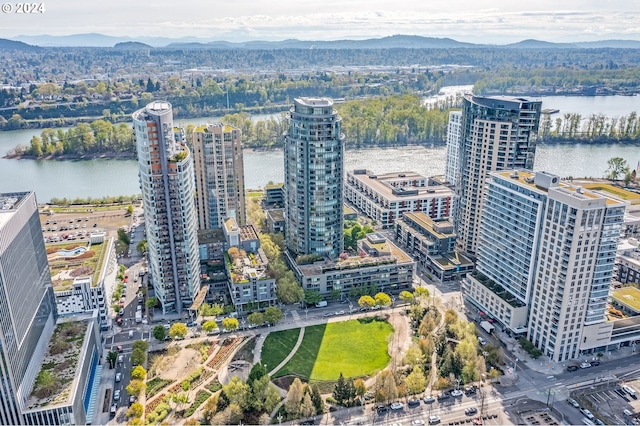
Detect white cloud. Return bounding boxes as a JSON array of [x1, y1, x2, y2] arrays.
[[2, 1, 640, 43]]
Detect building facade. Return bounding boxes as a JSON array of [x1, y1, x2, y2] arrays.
[[287, 233, 414, 297], [192, 123, 246, 230], [454, 95, 542, 256], [345, 170, 453, 228], [284, 97, 345, 260], [0, 192, 57, 424], [528, 184, 626, 362], [395, 212, 473, 282], [444, 110, 462, 185], [133, 101, 201, 314]]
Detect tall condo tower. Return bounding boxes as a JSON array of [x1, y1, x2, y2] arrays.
[[454, 94, 542, 256], [192, 123, 246, 230], [0, 192, 57, 424], [444, 110, 462, 186], [284, 97, 345, 260], [528, 184, 625, 362], [133, 101, 201, 314]]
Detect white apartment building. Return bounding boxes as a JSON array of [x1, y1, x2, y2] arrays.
[[345, 170, 453, 228]]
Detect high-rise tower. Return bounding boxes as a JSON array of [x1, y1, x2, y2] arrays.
[[454, 94, 542, 256], [0, 192, 57, 424], [444, 110, 462, 186], [133, 101, 201, 314], [284, 97, 345, 260], [192, 123, 246, 230]]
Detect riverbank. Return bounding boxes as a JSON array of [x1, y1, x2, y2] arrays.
[[3, 151, 136, 161]]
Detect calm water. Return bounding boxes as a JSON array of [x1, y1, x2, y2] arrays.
[[1, 101, 638, 202]]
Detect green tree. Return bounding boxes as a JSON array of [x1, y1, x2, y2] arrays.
[[304, 289, 323, 305], [221, 317, 239, 331], [310, 384, 324, 415], [126, 402, 144, 419], [277, 270, 304, 304], [153, 325, 166, 341], [284, 378, 304, 417], [405, 365, 427, 394], [358, 295, 375, 309], [126, 380, 146, 397], [374, 292, 392, 307], [202, 320, 219, 334], [107, 350, 118, 369], [264, 306, 284, 324], [169, 322, 188, 340], [247, 312, 265, 327], [130, 365, 147, 381], [222, 376, 251, 410], [606, 156, 629, 180], [146, 296, 159, 309], [136, 239, 148, 255], [333, 372, 349, 406], [117, 227, 130, 246], [300, 393, 315, 418], [399, 290, 414, 304]]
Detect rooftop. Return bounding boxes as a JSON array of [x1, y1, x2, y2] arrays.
[[47, 240, 111, 291], [26, 319, 90, 409], [295, 97, 333, 107], [611, 286, 640, 313], [0, 191, 29, 229], [348, 170, 452, 202]]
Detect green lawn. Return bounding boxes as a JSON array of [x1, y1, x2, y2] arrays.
[[263, 318, 393, 381], [261, 328, 302, 372]]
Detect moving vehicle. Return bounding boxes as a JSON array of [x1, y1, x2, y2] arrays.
[[480, 320, 494, 334], [429, 415, 441, 425], [465, 407, 478, 416], [115, 372, 122, 382], [580, 408, 594, 420], [135, 311, 142, 323], [315, 301, 327, 308]]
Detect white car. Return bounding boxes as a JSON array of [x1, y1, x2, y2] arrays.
[[113, 389, 120, 401], [390, 402, 404, 410], [580, 362, 591, 369], [115, 372, 122, 382], [429, 415, 441, 425], [580, 408, 594, 420], [451, 389, 463, 397]]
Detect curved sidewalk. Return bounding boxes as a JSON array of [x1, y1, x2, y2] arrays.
[[253, 326, 306, 377]]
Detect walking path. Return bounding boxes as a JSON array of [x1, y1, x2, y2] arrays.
[[267, 327, 305, 377]]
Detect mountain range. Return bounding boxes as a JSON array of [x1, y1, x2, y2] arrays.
[[5, 33, 640, 49]]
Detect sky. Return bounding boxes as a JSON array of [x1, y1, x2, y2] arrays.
[[2, 0, 640, 44]]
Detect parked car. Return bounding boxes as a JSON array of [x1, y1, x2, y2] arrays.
[[376, 405, 389, 415], [624, 409, 634, 416], [478, 336, 487, 346], [590, 360, 601, 366], [390, 402, 403, 410], [113, 389, 121, 401], [567, 398, 580, 408], [408, 398, 420, 408], [412, 420, 425, 426], [465, 407, 478, 416], [437, 392, 450, 401], [115, 372, 122, 382], [423, 395, 436, 404], [464, 386, 477, 396], [451, 389, 463, 397], [129, 395, 136, 404], [580, 362, 591, 369], [187, 321, 198, 327], [429, 415, 441, 425], [567, 365, 579, 372]]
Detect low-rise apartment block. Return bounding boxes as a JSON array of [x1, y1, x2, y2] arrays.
[[345, 170, 453, 228], [395, 212, 473, 282], [287, 233, 414, 297]]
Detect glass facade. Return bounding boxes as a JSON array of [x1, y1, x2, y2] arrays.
[[0, 192, 56, 424], [284, 97, 345, 260]]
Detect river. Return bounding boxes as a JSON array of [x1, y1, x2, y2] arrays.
[[1, 98, 638, 203]]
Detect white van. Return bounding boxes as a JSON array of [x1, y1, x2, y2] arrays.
[[315, 301, 327, 308], [623, 385, 636, 397]]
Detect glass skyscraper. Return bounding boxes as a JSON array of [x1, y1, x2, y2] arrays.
[[284, 97, 345, 260], [0, 192, 57, 424], [133, 101, 201, 314]]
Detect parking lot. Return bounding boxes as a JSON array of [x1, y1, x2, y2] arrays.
[[571, 379, 640, 425]]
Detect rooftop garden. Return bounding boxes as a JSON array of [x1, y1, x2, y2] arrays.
[[27, 321, 87, 408], [470, 270, 525, 308], [47, 241, 108, 291], [226, 247, 266, 284]]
